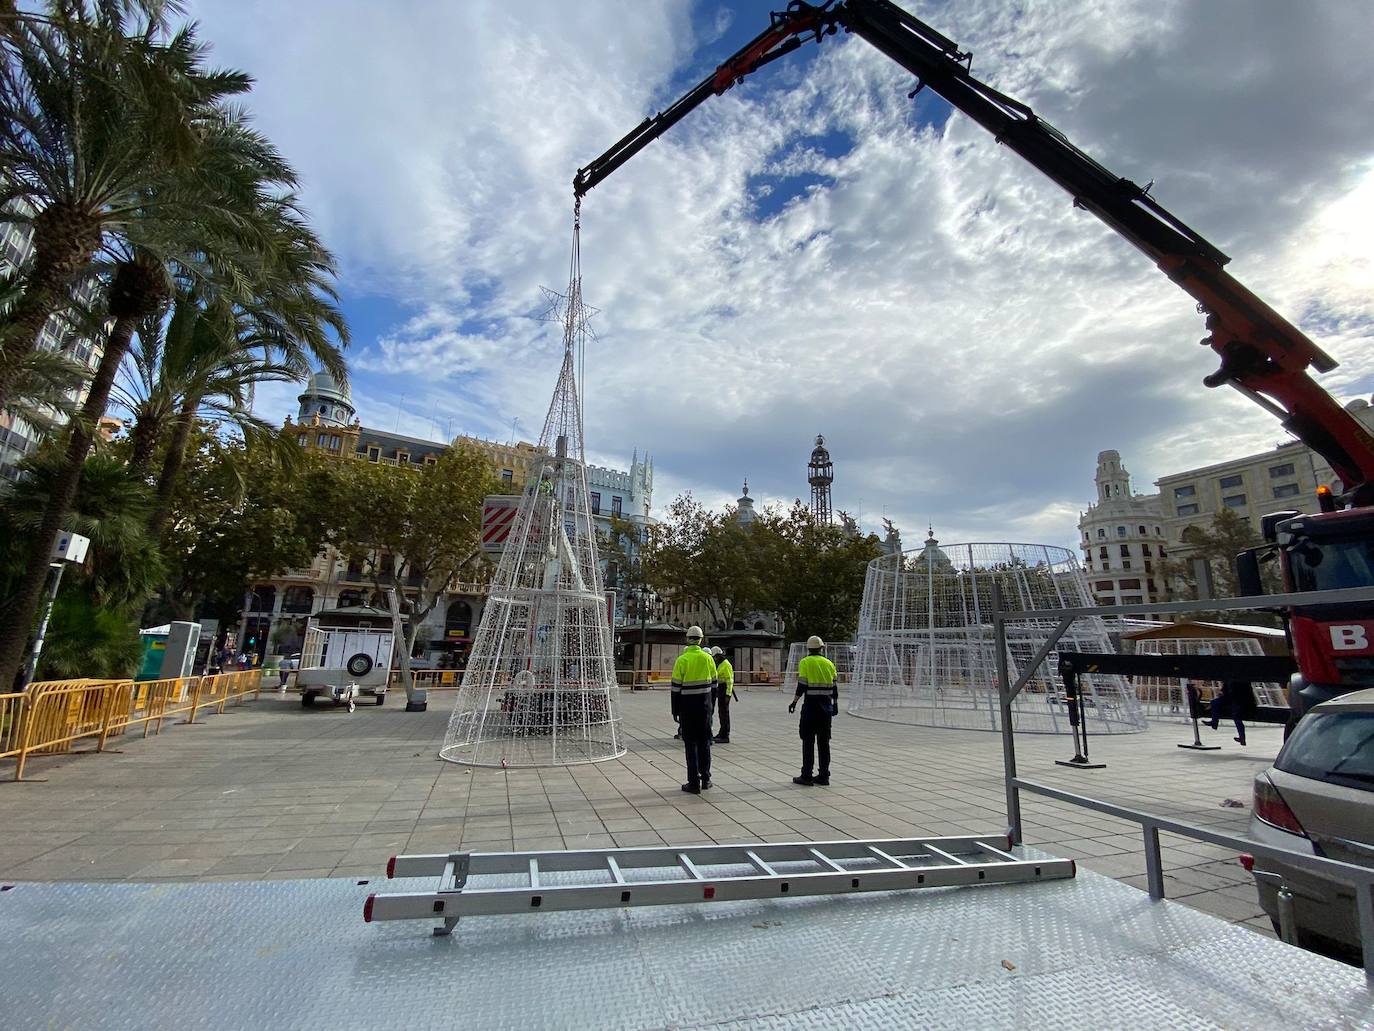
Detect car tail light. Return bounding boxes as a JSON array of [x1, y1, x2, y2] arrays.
[[1238, 853, 1255, 872], [1254, 775, 1307, 836]]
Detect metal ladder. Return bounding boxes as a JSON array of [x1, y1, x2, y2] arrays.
[[363, 834, 1076, 936]]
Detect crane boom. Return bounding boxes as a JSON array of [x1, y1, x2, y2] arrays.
[[574, 0, 1374, 504]]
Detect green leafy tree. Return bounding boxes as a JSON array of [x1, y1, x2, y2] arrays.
[[152, 427, 344, 624], [768, 501, 882, 641], [640, 493, 775, 632], [332, 446, 499, 705]]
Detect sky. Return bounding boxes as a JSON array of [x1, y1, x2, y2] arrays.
[[186, 0, 1374, 552]]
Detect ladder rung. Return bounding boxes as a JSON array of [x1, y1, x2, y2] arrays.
[[868, 846, 910, 870], [809, 848, 846, 873], [678, 853, 704, 880], [606, 857, 625, 884], [974, 840, 1017, 862], [529, 859, 540, 888], [924, 844, 967, 865], [746, 851, 776, 876]]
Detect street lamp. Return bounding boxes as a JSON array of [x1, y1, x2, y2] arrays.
[[629, 585, 660, 690]]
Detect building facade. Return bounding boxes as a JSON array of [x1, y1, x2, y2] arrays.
[[0, 211, 105, 481], [1077, 450, 1171, 614], [241, 371, 652, 666], [1155, 396, 1374, 561]]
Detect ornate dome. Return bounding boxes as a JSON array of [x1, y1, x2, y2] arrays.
[[301, 369, 351, 406]]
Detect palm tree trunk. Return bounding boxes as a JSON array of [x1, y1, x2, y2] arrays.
[[148, 395, 197, 537], [0, 204, 102, 414], [0, 314, 138, 689], [128, 409, 164, 477]]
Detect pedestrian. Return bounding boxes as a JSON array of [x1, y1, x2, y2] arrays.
[[1207, 680, 1254, 745], [789, 635, 837, 786], [671, 625, 717, 794], [712, 646, 737, 743]]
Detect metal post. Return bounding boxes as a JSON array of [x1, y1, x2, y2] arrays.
[[1178, 683, 1220, 750], [1143, 823, 1165, 898], [19, 562, 66, 690], [993, 584, 1022, 845]]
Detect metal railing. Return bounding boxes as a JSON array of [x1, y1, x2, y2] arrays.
[[991, 582, 1374, 979], [0, 670, 264, 781], [384, 669, 785, 692]]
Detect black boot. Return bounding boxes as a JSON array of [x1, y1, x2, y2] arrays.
[[792, 775, 814, 786], [681, 782, 701, 794]]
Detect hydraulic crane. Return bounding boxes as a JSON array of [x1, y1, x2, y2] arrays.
[[575, 0, 1374, 716]]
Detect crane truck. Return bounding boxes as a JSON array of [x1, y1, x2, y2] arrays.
[[573, 0, 1374, 724]]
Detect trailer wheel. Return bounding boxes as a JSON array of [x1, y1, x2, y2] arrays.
[[301, 693, 315, 708], [346, 653, 374, 677], [375, 693, 386, 706]]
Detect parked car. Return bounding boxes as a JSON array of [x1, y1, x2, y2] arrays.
[[1244, 688, 1374, 963]]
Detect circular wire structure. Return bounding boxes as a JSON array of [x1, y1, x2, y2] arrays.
[[440, 218, 624, 767], [849, 536, 1146, 734]]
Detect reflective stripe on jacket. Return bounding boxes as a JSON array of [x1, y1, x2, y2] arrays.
[[672, 646, 718, 696], [795, 653, 838, 703]]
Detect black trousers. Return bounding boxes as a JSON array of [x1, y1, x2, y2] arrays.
[[716, 689, 731, 739], [679, 703, 713, 786], [799, 705, 832, 777]]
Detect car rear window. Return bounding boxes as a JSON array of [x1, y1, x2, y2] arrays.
[[1276, 711, 1374, 792]]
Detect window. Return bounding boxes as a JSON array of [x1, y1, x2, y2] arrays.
[[1146, 579, 1156, 592], [380, 554, 395, 576], [396, 450, 410, 465], [1269, 463, 1296, 479], [1219, 474, 1244, 489], [1138, 526, 1146, 535], [317, 433, 327, 447], [1174, 485, 1196, 498], [1119, 544, 1130, 557], [1176, 503, 1199, 516], [1096, 528, 1106, 539], [1116, 526, 1126, 538], [1223, 494, 1247, 509], [1094, 581, 1114, 592], [612, 496, 623, 517], [1098, 546, 1108, 560], [501, 469, 513, 483], [424, 454, 437, 466], [1273, 483, 1301, 499], [1154, 526, 1161, 535], [1122, 560, 1132, 570], [1119, 579, 1141, 590], [590, 491, 601, 514], [1120, 595, 1143, 605], [367, 445, 381, 462], [1276, 712, 1374, 794], [319, 405, 326, 415], [1144, 560, 1153, 573], [330, 435, 341, 449]]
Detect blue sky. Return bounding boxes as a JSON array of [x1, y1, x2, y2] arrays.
[[187, 0, 1374, 550]]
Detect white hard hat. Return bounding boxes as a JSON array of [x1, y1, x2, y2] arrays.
[[711, 647, 723, 657], [807, 635, 824, 650], [686, 625, 704, 642]]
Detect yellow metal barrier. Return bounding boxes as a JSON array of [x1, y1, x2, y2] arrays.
[[4, 670, 267, 782], [13, 680, 122, 780]]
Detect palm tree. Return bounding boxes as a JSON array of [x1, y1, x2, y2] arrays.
[[0, 2, 251, 411], [0, 97, 329, 689]]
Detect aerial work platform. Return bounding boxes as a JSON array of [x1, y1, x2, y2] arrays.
[[3, 861, 1372, 1029]]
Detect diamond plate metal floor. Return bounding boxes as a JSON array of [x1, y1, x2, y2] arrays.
[[2, 862, 1370, 1029]]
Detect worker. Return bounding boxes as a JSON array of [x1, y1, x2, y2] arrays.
[[788, 636, 837, 786], [712, 646, 737, 743], [671, 625, 717, 793]]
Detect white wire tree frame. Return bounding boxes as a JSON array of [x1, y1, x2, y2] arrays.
[[440, 209, 625, 767], [849, 536, 1147, 735]]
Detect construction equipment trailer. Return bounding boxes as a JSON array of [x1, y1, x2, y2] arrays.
[[574, 0, 1374, 723]]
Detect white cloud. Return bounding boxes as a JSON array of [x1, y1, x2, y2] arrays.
[[192, 0, 1374, 554]]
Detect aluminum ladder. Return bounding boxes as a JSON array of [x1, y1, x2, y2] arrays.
[[363, 834, 1076, 936]]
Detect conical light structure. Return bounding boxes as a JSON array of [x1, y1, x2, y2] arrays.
[[440, 219, 624, 766]]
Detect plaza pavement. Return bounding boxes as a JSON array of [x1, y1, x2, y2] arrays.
[[0, 685, 1282, 941]]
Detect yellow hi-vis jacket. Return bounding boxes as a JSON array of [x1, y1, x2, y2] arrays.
[[716, 658, 734, 697], [794, 653, 838, 709], [671, 645, 717, 716]]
